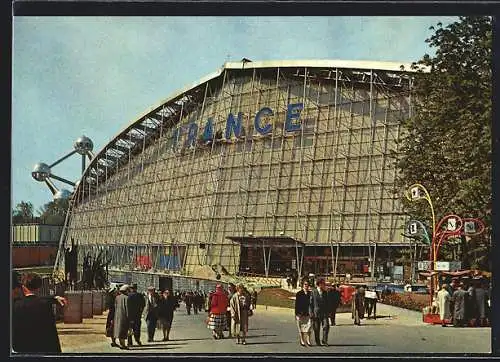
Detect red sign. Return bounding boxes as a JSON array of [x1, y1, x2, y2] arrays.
[[136, 255, 152, 269], [339, 285, 355, 304]]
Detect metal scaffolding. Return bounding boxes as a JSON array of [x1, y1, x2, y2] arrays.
[[54, 60, 417, 279]]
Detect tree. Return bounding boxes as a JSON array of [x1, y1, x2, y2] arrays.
[[395, 16, 492, 269], [12, 201, 35, 223], [37, 199, 69, 225]]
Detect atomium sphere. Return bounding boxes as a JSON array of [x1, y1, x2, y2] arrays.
[[31, 162, 51, 182], [54, 189, 72, 200], [74, 135, 94, 155]]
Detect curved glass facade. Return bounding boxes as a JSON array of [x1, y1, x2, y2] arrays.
[[63, 63, 413, 276]]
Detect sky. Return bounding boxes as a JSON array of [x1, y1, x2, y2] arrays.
[[12, 16, 458, 213]]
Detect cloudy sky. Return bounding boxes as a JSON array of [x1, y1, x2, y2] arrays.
[[12, 16, 458, 212]]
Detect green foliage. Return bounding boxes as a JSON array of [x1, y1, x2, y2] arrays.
[[381, 292, 428, 312], [37, 199, 69, 225], [12, 201, 35, 223], [396, 17, 492, 269]]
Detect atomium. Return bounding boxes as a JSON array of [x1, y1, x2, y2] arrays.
[[31, 163, 51, 182], [31, 135, 94, 201], [74, 135, 94, 155], [54, 189, 72, 200]]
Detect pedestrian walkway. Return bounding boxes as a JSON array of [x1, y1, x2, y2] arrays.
[[56, 302, 490, 354]]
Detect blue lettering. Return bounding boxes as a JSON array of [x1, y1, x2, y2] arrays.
[[225, 112, 243, 139], [284, 103, 303, 132], [172, 127, 182, 150], [254, 107, 273, 135], [185, 122, 198, 147], [202, 118, 214, 141]]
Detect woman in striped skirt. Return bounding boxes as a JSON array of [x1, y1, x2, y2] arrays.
[[207, 284, 229, 339]]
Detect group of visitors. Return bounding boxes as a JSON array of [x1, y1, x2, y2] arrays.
[[294, 279, 380, 347], [178, 290, 206, 315], [435, 277, 490, 327], [294, 278, 342, 347], [11, 271, 66, 354], [105, 284, 179, 349], [206, 283, 255, 345]]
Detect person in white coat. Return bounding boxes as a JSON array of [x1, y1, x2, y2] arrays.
[[437, 284, 452, 327], [230, 284, 251, 345]]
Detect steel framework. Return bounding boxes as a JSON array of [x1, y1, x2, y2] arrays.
[[53, 60, 422, 278]]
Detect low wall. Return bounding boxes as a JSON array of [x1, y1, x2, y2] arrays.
[[12, 245, 58, 268], [107, 270, 225, 293]]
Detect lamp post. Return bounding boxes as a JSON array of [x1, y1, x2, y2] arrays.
[[405, 184, 486, 308], [402, 219, 431, 284], [405, 184, 437, 304]]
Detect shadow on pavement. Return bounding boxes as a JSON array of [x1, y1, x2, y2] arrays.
[[172, 338, 216, 341], [132, 342, 188, 347], [58, 330, 104, 335], [245, 334, 277, 339], [243, 341, 290, 346], [128, 345, 180, 350], [326, 344, 376, 347]]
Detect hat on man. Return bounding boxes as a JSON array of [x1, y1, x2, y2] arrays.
[[147, 286, 155, 291], [119, 284, 130, 292]]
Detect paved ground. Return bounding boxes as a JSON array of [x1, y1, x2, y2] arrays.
[[58, 303, 491, 354]]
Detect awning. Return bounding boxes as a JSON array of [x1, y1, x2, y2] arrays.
[[226, 235, 305, 248], [419, 270, 475, 277], [226, 236, 305, 278]]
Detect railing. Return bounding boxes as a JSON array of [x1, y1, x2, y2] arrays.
[[237, 273, 283, 287]]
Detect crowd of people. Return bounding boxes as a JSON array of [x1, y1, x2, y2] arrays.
[[177, 291, 206, 315], [434, 277, 490, 327], [104, 282, 259, 348], [105, 284, 182, 349], [11, 269, 490, 354], [294, 278, 379, 347]]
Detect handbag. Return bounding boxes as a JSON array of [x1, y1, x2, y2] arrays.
[[248, 309, 253, 317]]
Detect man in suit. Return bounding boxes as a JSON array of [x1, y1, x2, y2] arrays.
[[352, 285, 366, 325], [452, 283, 467, 327], [12, 272, 62, 354], [327, 284, 341, 326], [309, 278, 330, 346], [127, 283, 145, 346], [145, 286, 160, 342]]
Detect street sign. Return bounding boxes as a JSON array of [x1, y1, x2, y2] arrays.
[[291, 259, 296, 269], [393, 265, 403, 275], [464, 221, 476, 234], [435, 261, 450, 271], [409, 222, 418, 235], [449, 261, 462, 271], [447, 218, 457, 231], [417, 261, 432, 271]]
